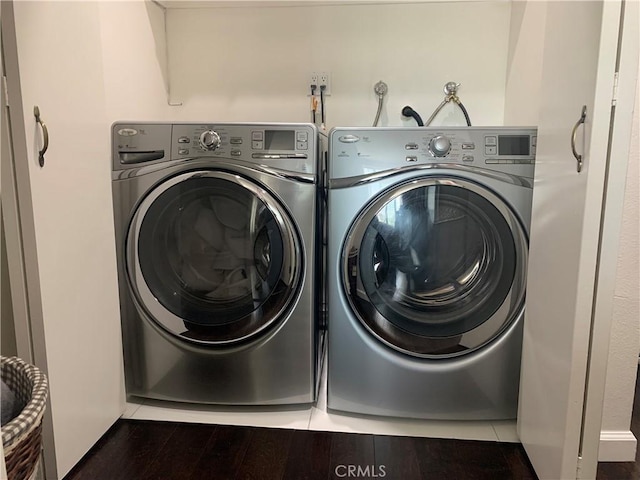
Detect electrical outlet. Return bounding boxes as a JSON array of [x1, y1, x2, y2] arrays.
[[318, 72, 331, 95], [308, 72, 331, 95]]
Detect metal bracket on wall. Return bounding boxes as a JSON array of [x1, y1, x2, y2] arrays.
[[149, 0, 182, 106]]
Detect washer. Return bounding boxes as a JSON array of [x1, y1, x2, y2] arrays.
[[327, 126, 536, 420], [111, 122, 323, 405]]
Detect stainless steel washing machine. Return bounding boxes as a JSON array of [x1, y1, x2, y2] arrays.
[[111, 122, 323, 405], [327, 126, 536, 420]]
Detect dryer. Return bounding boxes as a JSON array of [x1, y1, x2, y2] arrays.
[[111, 122, 323, 405], [327, 127, 536, 420]]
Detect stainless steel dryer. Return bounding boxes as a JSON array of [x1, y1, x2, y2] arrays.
[[327, 127, 536, 420], [111, 122, 322, 405]]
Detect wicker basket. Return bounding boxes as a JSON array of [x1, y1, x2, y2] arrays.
[[1, 356, 48, 480]]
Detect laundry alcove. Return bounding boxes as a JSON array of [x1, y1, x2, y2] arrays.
[[1, 1, 637, 479]]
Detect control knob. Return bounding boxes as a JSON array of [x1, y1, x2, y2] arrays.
[[199, 130, 221, 151], [429, 135, 452, 157]]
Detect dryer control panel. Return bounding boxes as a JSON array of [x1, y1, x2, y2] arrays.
[[170, 123, 315, 162], [330, 126, 537, 180]]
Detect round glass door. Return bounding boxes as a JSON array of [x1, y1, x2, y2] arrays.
[[343, 177, 528, 358], [127, 171, 301, 346]]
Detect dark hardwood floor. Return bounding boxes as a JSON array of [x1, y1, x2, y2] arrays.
[[64, 421, 536, 480], [63, 370, 639, 480]]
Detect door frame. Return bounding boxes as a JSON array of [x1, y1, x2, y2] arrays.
[[579, 0, 639, 477]]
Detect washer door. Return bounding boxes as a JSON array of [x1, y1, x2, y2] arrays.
[[343, 177, 528, 358], [127, 170, 302, 346]]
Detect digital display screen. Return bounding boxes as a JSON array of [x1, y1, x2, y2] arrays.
[[498, 135, 530, 155], [264, 130, 295, 151]]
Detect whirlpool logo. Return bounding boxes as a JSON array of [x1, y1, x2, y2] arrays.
[[334, 464, 387, 478]]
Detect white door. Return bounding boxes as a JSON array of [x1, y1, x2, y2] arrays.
[[1, 1, 124, 478], [517, 1, 628, 479]]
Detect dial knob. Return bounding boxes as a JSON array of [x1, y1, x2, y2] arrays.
[[199, 130, 221, 151], [429, 135, 452, 157]]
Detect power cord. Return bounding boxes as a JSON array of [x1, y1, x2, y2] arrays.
[[310, 84, 318, 124], [402, 106, 424, 126], [320, 84, 326, 129]]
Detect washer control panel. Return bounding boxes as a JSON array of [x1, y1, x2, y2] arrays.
[[330, 126, 537, 179], [112, 122, 317, 173]]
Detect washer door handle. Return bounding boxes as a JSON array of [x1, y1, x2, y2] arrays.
[[571, 105, 587, 173]]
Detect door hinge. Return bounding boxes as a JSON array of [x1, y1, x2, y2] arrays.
[[2, 75, 9, 108], [576, 455, 584, 479], [611, 71, 619, 106]]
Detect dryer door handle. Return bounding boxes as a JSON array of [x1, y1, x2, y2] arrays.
[[330, 162, 533, 189]]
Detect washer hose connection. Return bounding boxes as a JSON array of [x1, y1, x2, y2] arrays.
[[372, 81, 388, 127], [425, 81, 472, 126]]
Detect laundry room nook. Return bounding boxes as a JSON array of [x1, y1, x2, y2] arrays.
[[162, 2, 516, 126], [1, 1, 638, 480], [104, 0, 535, 127]]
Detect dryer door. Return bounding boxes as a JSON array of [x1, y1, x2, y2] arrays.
[[343, 177, 528, 358], [126, 170, 302, 346]]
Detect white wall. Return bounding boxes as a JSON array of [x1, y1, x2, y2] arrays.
[[503, 0, 545, 125], [166, 2, 511, 128], [98, 1, 174, 121]]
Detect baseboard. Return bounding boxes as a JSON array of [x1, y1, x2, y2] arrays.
[[599, 430, 637, 462]]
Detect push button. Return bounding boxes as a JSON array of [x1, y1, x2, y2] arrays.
[[178, 137, 190, 144], [485, 146, 497, 155]]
